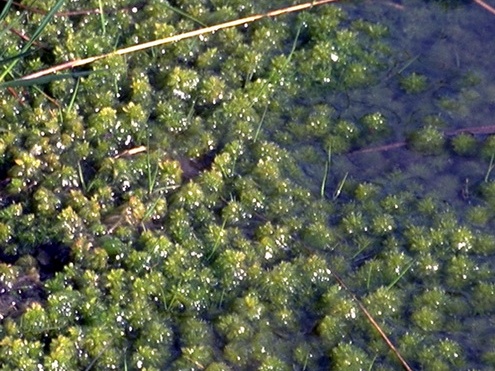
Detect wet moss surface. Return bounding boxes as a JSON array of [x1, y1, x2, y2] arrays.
[[1, 0, 495, 370]]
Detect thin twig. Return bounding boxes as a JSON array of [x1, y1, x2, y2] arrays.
[[18, 0, 339, 81], [350, 124, 495, 155], [113, 145, 147, 159], [331, 272, 414, 371], [473, 0, 495, 16]]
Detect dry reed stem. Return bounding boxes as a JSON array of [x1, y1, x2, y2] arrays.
[[114, 145, 147, 159], [473, 0, 495, 16], [19, 0, 339, 81], [331, 272, 414, 371]]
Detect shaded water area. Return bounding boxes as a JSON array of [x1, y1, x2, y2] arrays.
[[0, 0, 495, 370]]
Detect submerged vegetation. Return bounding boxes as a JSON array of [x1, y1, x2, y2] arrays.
[[0, 0, 495, 370]]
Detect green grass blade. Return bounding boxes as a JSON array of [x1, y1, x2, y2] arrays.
[[98, 0, 106, 35], [0, 50, 38, 66], [22, 0, 66, 52], [332, 172, 348, 200], [0, 1, 24, 51], [77, 161, 87, 193], [163, 3, 207, 27], [484, 153, 495, 182], [67, 76, 81, 112], [146, 135, 159, 195], [0, 0, 14, 21], [320, 144, 331, 198], [0, 0, 66, 82], [141, 196, 163, 226], [386, 260, 414, 290], [0, 70, 98, 89], [254, 104, 268, 143]]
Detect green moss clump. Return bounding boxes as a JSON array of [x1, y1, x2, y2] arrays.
[[473, 234, 495, 255], [258, 355, 291, 371], [411, 304, 444, 332], [0, 222, 12, 244], [451, 133, 477, 156], [205, 362, 232, 371], [444, 255, 478, 290], [466, 206, 490, 226], [354, 182, 379, 202], [480, 135, 495, 160], [449, 226, 474, 252], [331, 342, 372, 371], [416, 339, 465, 371], [318, 314, 347, 348], [473, 283, 495, 314], [371, 213, 395, 235], [0, 337, 44, 370], [44, 333, 82, 370], [340, 211, 367, 235], [0, 1, 494, 369], [480, 180, 495, 207], [400, 72, 428, 94], [301, 221, 336, 250], [359, 112, 388, 137], [408, 126, 445, 155]]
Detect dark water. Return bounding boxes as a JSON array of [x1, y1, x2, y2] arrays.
[[302, 0, 495, 200], [277, 1, 495, 369]]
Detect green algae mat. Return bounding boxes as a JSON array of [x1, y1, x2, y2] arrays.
[[0, 1, 495, 370]]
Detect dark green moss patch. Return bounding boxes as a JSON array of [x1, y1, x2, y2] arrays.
[[0, 1, 494, 370]]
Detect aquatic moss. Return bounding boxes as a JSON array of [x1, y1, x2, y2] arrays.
[[44, 332, 83, 370], [341, 211, 368, 235], [331, 342, 372, 371], [473, 233, 495, 255], [451, 133, 477, 156], [0, 1, 493, 370], [370, 213, 395, 235], [408, 125, 445, 155], [400, 72, 428, 94], [417, 338, 465, 371], [444, 255, 479, 290], [480, 135, 495, 161], [179, 317, 215, 359], [0, 337, 44, 370], [466, 205, 491, 226], [472, 282, 495, 314]]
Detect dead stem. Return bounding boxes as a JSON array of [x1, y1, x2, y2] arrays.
[[473, 0, 495, 16], [350, 124, 495, 155], [17, 0, 340, 81], [331, 272, 414, 371]]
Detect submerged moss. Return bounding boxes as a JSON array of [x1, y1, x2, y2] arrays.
[[451, 133, 477, 156], [0, 1, 494, 370], [408, 125, 445, 155], [400, 72, 428, 94]]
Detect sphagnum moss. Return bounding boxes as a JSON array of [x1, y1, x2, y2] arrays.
[[1, 1, 495, 370]]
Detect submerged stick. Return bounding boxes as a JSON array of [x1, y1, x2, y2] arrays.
[[331, 272, 414, 371], [18, 0, 339, 81], [473, 0, 495, 16], [350, 124, 495, 155]]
